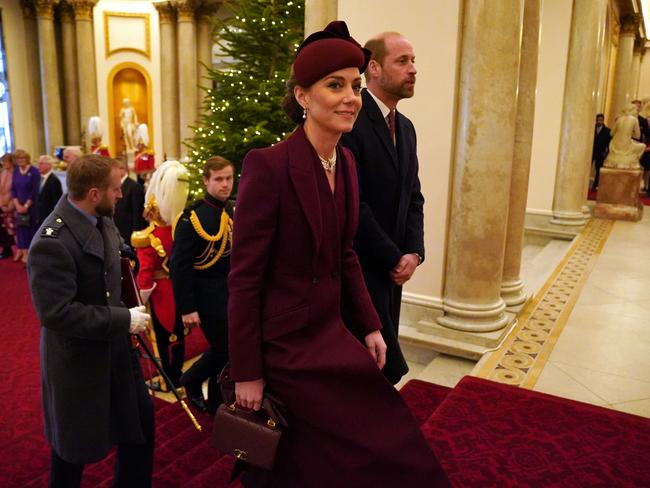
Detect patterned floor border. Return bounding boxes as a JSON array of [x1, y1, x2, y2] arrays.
[[474, 218, 614, 389]]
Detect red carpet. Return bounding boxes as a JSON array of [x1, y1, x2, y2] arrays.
[[424, 376, 650, 487], [587, 188, 650, 205]]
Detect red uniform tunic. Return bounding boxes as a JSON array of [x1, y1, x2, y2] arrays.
[[91, 145, 111, 158], [134, 151, 155, 174], [136, 225, 176, 332]]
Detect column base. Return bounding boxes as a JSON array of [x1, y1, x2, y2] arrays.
[[500, 278, 528, 308], [550, 209, 587, 227], [594, 167, 644, 221], [436, 297, 509, 332]]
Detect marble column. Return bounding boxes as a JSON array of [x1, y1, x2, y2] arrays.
[[501, 0, 541, 308], [437, 0, 521, 332], [71, 0, 99, 137], [176, 0, 198, 157], [610, 15, 637, 120], [551, 0, 608, 227], [60, 3, 81, 145], [197, 4, 216, 117], [304, 0, 337, 36], [156, 2, 180, 160], [20, 1, 46, 154], [34, 0, 64, 154], [631, 44, 644, 100]]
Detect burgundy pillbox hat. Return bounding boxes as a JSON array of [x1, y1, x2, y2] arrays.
[[293, 20, 371, 87]]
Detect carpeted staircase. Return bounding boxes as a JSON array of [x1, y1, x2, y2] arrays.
[[4, 258, 650, 487]]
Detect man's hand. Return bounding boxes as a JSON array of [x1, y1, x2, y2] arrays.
[[364, 330, 387, 369], [390, 253, 419, 286], [182, 311, 201, 329], [129, 305, 150, 334], [235, 378, 265, 411]]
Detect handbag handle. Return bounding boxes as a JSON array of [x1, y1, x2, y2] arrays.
[[226, 402, 279, 429]]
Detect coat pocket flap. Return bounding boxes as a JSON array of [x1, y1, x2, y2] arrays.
[[262, 305, 309, 341]]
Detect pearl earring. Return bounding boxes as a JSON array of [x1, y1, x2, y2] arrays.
[[302, 108, 307, 119]]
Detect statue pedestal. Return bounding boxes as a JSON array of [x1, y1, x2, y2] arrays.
[[594, 167, 643, 221]]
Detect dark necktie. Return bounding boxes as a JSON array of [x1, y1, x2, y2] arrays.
[[387, 109, 396, 145]]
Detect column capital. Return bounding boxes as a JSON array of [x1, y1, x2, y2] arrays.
[[174, 0, 198, 22], [59, 2, 75, 23], [197, 0, 221, 21], [69, 0, 97, 21], [20, 0, 36, 19], [620, 14, 639, 37], [33, 0, 59, 19], [155, 2, 176, 23]]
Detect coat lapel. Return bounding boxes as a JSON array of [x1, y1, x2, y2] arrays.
[[56, 197, 105, 262], [362, 89, 398, 168], [287, 127, 323, 259], [339, 146, 358, 246]]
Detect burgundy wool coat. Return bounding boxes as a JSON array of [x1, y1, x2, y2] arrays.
[[228, 126, 449, 487]]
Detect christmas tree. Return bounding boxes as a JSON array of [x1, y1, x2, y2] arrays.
[[184, 0, 304, 200]]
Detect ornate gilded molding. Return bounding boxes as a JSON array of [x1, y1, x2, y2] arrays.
[[70, 0, 97, 21], [155, 1, 176, 24], [104, 12, 151, 60], [59, 2, 75, 23]]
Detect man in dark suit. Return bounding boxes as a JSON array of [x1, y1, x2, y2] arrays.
[[113, 160, 145, 246], [27, 154, 154, 486], [36, 155, 62, 225], [591, 113, 611, 191], [340, 32, 424, 385]]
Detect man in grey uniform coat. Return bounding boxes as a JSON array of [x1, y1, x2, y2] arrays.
[[27, 154, 154, 487]]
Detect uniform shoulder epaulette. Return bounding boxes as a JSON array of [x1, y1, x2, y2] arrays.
[[131, 223, 156, 248], [41, 215, 65, 238]]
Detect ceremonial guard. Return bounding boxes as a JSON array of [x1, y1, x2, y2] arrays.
[[170, 156, 234, 413], [133, 123, 156, 181], [88, 116, 111, 157], [132, 160, 189, 389]]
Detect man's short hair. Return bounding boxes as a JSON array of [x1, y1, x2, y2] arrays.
[[39, 155, 57, 166], [363, 32, 403, 81], [202, 156, 234, 179], [63, 146, 82, 161], [632, 99, 642, 104], [596, 113, 604, 119], [67, 154, 120, 200]]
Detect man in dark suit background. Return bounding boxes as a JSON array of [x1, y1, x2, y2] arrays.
[[36, 155, 62, 226], [340, 32, 424, 385], [591, 113, 611, 191], [113, 160, 145, 246]]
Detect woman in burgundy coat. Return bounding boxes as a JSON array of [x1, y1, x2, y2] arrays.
[[228, 22, 449, 487]]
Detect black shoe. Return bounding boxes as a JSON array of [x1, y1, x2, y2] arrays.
[[185, 385, 208, 413]]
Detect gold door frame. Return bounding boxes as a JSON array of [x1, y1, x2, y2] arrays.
[[107, 62, 154, 158]]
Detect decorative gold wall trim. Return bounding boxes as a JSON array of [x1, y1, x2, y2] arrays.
[[107, 62, 154, 157], [104, 11, 151, 59], [475, 219, 614, 389]]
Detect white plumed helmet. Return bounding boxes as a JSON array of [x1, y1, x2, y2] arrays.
[[135, 123, 149, 147], [87, 116, 103, 139], [144, 160, 189, 225]]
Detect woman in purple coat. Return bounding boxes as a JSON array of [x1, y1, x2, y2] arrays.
[[228, 22, 449, 487], [11, 149, 40, 263]]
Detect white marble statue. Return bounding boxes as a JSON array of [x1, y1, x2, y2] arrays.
[[604, 103, 645, 170], [119, 98, 138, 151]]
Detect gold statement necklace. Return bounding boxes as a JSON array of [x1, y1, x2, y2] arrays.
[[318, 151, 337, 172]]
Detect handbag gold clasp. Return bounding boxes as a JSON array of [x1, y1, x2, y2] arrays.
[[234, 448, 248, 460], [227, 403, 236, 412], [267, 419, 276, 429]]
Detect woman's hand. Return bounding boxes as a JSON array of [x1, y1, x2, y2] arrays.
[[364, 330, 387, 369], [235, 378, 265, 411]]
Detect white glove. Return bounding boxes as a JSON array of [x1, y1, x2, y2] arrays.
[[139, 283, 156, 305], [129, 305, 150, 334]]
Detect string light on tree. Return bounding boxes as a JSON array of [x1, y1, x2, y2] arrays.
[[183, 0, 304, 199]]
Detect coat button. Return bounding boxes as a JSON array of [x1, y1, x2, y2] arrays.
[[312, 277, 319, 284]]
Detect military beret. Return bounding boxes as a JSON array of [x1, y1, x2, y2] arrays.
[[293, 21, 371, 87]]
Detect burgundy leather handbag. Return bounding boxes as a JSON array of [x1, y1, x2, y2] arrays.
[[211, 366, 288, 470]]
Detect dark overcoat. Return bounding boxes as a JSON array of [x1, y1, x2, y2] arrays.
[[340, 88, 425, 384], [36, 173, 62, 226], [113, 176, 146, 245], [228, 127, 448, 486], [27, 196, 148, 464]]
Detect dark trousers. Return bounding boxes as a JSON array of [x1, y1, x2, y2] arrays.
[[593, 158, 605, 189], [180, 319, 228, 412], [0, 212, 14, 256], [151, 306, 185, 387]]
